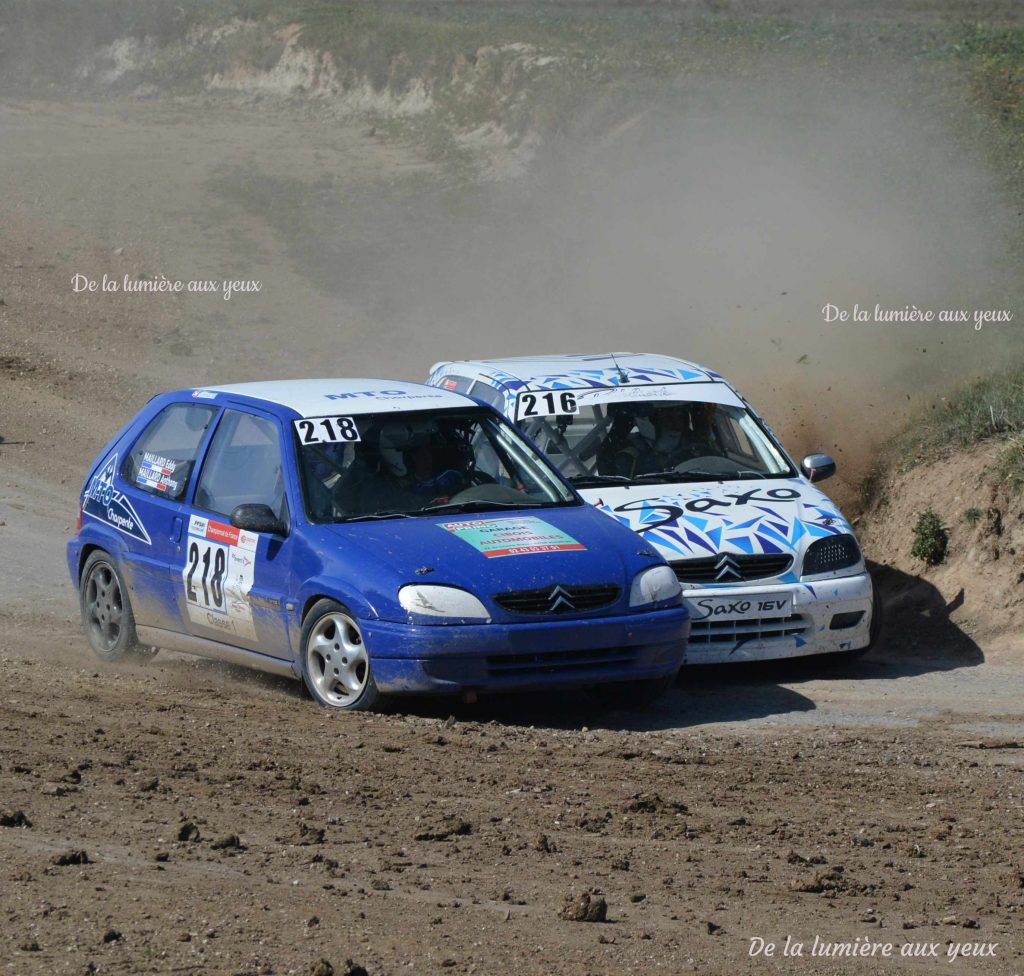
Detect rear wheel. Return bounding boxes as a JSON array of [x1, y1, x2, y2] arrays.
[[300, 600, 383, 712], [587, 672, 677, 709], [79, 551, 152, 662]]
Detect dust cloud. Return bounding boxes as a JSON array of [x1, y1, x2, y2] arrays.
[[288, 77, 1022, 502], [4, 6, 1023, 511]]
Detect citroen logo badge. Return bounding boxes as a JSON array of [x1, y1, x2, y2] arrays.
[[547, 585, 576, 613], [714, 554, 743, 582]]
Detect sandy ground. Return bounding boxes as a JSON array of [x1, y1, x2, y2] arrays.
[[2, 96, 1024, 975]]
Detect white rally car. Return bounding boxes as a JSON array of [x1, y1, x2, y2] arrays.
[[427, 353, 880, 665]]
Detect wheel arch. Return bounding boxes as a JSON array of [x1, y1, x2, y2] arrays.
[[79, 542, 108, 580], [297, 584, 377, 625], [300, 592, 343, 623]]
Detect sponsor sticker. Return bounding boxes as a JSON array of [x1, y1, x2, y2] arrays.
[[441, 516, 586, 559], [183, 515, 258, 640], [323, 389, 446, 402], [82, 453, 151, 545], [191, 390, 218, 400]]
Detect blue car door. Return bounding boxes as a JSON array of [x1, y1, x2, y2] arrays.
[[103, 400, 218, 631], [178, 406, 296, 660]]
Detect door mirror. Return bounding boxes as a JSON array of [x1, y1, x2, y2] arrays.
[[801, 453, 837, 483], [230, 503, 286, 536]]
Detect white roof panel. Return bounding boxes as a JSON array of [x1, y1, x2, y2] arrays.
[[203, 378, 473, 418], [431, 352, 724, 390], [570, 381, 744, 409]]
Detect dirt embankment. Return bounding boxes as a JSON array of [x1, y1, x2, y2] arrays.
[[859, 443, 1024, 659]]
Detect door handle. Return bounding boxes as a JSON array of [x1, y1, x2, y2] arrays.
[[171, 516, 183, 544]]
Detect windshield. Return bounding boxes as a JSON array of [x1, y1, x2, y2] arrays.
[[518, 399, 794, 484], [297, 408, 577, 522]]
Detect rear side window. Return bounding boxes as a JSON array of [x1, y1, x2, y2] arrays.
[[435, 374, 474, 394], [469, 382, 505, 410], [123, 403, 216, 500], [194, 410, 289, 525]]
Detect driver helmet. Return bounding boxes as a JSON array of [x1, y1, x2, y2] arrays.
[[378, 419, 442, 478]]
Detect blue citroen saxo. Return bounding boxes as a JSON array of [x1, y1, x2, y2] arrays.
[[67, 378, 689, 710]]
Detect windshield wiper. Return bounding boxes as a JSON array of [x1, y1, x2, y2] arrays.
[[631, 470, 776, 483], [340, 510, 416, 522], [629, 470, 712, 483], [419, 498, 546, 516], [568, 474, 632, 488]]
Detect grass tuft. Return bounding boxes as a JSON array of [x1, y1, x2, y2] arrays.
[[894, 365, 1024, 471], [962, 506, 983, 527], [910, 510, 949, 566]]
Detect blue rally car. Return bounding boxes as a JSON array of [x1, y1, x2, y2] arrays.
[[68, 379, 689, 710]]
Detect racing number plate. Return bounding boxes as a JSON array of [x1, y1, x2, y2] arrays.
[[294, 416, 361, 445], [514, 390, 579, 422], [686, 591, 794, 622]]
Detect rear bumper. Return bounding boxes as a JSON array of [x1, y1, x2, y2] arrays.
[[363, 606, 689, 694], [67, 538, 83, 586], [683, 572, 873, 665]]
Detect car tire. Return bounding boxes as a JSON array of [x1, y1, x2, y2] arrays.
[[79, 550, 152, 663], [300, 599, 382, 712], [587, 671, 677, 709]]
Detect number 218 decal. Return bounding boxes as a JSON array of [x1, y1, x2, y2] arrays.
[[186, 539, 226, 609], [294, 416, 361, 445], [182, 515, 258, 640], [515, 391, 578, 421]]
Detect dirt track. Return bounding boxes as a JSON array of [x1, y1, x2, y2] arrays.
[[2, 639, 1024, 976], [1, 88, 1024, 975]]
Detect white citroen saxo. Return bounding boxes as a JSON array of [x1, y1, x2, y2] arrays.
[[428, 353, 881, 665]]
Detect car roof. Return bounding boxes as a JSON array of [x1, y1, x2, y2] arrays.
[[196, 378, 474, 418], [430, 352, 725, 391]]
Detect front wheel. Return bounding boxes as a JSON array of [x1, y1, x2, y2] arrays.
[[300, 600, 383, 711], [587, 672, 677, 709], [79, 551, 151, 662]]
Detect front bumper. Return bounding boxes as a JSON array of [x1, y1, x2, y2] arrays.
[[362, 606, 689, 694], [683, 572, 873, 665]]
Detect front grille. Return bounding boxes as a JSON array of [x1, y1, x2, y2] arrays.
[[485, 646, 637, 676], [493, 583, 620, 615], [689, 614, 809, 646], [671, 553, 793, 585]]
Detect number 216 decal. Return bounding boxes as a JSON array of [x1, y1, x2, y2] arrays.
[[294, 416, 361, 445], [515, 391, 579, 421]]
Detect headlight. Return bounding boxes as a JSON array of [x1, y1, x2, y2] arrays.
[[398, 585, 491, 622], [629, 566, 682, 607], [802, 534, 862, 577]]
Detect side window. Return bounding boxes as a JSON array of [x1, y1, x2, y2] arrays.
[[468, 382, 505, 410], [123, 403, 216, 500], [194, 410, 289, 526]]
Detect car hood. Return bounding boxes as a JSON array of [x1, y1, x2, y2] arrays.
[[317, 505, 655, 611], [582, 477, 855, 575]]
